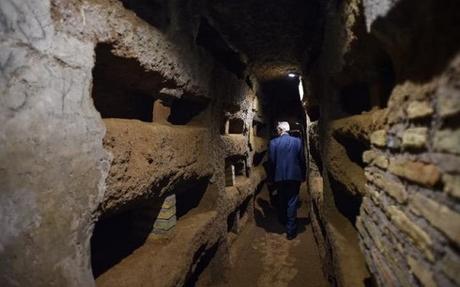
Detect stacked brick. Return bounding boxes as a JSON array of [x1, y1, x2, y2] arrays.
[[152, 194, 177, 236], [357, 55, 460, 286]]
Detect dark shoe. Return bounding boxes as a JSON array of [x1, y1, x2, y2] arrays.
[[287, 233, 297, 240]]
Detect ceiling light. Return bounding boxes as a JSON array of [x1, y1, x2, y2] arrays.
[[288, 73, 296, 78]]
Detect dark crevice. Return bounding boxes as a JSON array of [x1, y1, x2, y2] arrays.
[[334, 136, 368, 168], [253, 151, 266, 167], [307, 106, 321, 122], [338, 83, 371, 115], [184, 242, 220, 287], [328, 171, 363, 225], [196, 17, 246, 78], [253, 120, 267, 137], [119, 0, 170, 30], [227, 210, 237, 233], [375, 53, 396, 108], [239, 195, 252, 219]]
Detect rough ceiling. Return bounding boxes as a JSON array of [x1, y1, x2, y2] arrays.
[[206, 0, 324, 81]]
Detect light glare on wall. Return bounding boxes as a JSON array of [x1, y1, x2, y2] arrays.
[[298, 76, 304, 101]]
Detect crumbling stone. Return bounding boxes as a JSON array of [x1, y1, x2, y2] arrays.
[[443, 174, 460, 199], [406, 101, 434, 119], [363, 150, 389, 169], [388, 159, 441, 187], [363, 150, 377, 164], [371, 130, 387, 147], [367, 170, 407, 204], [437, 55, 460, 118], [410, 193, 460, 245], [402, 127, 428, 149], [433, 129, 460, 155], [386, 206, 434, 261], [407, 256, 437, 287], [440, 249, 460, 286]]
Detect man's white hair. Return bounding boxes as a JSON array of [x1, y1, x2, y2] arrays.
[[277, 121, 290, 133]]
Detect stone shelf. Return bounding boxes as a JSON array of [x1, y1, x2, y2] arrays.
[[100, 119, 213, 217], [96, 210, 219, 287]]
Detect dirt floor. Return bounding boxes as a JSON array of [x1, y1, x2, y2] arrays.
[[209, 184, 328, 287]]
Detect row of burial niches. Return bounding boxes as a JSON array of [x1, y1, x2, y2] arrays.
[[90, 43, 217, 281], [222, 116, 269, 170]]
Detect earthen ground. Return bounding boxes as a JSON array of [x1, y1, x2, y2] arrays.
[[205, 184, 328, 287]]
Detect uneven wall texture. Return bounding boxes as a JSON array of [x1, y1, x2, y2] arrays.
[[356, 0, 460, 286], [0, 1, 110, 286], [0, 0, 268, 286], [305, 0, 460, 286], [358, 54, 460, 287]]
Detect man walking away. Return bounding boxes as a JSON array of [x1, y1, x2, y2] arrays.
[[268, 121, 306, 240]]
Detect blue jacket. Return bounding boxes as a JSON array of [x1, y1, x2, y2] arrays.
[[268, 134, 306, 182]]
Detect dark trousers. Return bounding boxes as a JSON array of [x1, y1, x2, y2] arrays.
[[277, 181, 300, 235]]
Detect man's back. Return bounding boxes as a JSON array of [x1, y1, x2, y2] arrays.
[[269, 134, 305, 182]]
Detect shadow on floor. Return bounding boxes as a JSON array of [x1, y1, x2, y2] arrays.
[[254, 189, 310, 235]]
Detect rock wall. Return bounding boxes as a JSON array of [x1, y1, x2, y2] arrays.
[[359, 65, 460, 286], [0, 1, 109, 286], [303, 1, 373, 286], [357, 0, 460, 286], [304, 0, 460, 286], [0, 0, 268, 286]]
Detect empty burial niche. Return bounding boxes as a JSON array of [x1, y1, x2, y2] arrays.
[[167, 97, 209, 125], [225, 156, 247, 177], [175, 177, 216, 219], [224, 118, 245, 134], [334, 135, 368, 168], [92, 43, 160, 122], [252, 120, 267, 137], [90, 202, 162, 278]]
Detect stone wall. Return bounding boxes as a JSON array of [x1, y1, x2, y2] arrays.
[[302, 0, 373, 285], [0, 1, 110, 286], [0, 0, 268, 286], [304, 0, 460, 286], [358, 48, 460, 287], [356, 0, 460, 286]]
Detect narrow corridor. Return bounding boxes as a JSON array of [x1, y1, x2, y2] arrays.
[[2, 1, 460, 287], [211, 184, 328, 287]]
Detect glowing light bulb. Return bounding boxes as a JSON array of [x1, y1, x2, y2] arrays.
[[288, 73, 296, 78]]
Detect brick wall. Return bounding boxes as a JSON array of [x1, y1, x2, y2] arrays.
[[357, 54, 460, 287]]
